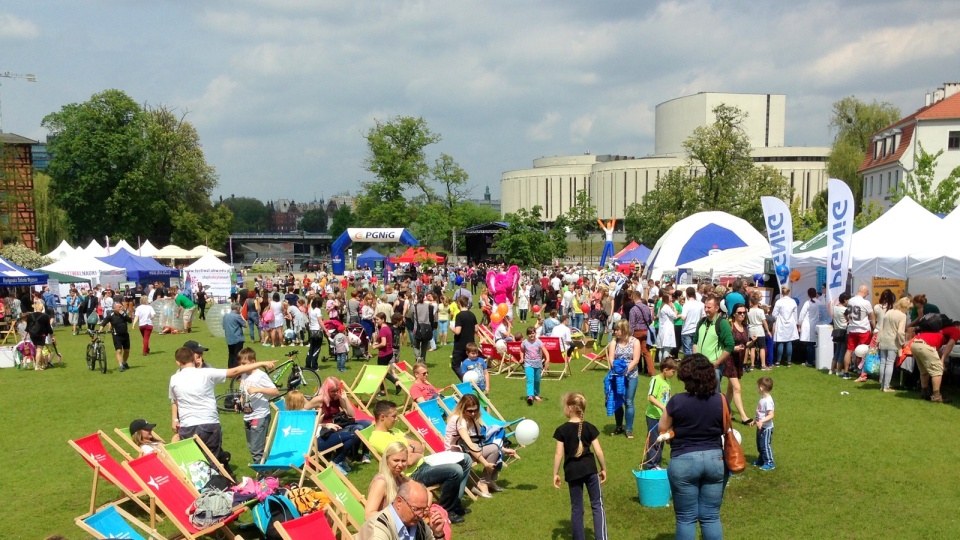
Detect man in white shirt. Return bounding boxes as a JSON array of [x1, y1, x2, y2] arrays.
[[169, 346, 274, 463], [551, 314, 575, 356], [550, 274, 562, 294], [680, 287, 705, 355], [843, 285, 875, 379]]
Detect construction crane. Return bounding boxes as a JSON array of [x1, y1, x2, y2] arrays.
[[0, 71, 37, 133]]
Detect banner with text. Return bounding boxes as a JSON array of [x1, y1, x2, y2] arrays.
[[760, 196, 793, 292], [826, 178, 855, 303], [347, 228, 407, 242]]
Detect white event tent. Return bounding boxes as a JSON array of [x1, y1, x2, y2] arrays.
[[84, 239, 108, 257], [44, 240, 75, 261], [850, 197, 942, 279], [40, 250, 125, 288], [187, 245, 227, 258], [153, 244, 192, 259], [645, 211, 768, 280], [184, 253, 233, 299], [110, 239, 137, 255], [138, 240, 160, 257]]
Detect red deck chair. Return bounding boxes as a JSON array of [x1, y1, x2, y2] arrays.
[[274, 507, 347, 540], [68, 431, 154, 515], [501, 340, 525, 378], [540, 336, 571, 379]]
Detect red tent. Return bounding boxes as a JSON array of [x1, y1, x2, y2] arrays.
[[390, 247, 445, 264], [613, 241, 640, 260]]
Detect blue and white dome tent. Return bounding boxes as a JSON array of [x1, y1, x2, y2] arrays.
[[644, 211, 768, 280]]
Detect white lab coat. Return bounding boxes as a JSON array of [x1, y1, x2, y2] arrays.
[[798, 299, 820, 342], [772, 297, 799, 342]]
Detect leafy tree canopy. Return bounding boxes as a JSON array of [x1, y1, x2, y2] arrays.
[[0, 244, 52, 270], [218, 196, 270, 232], [494, 206, 567, 266], [892, 142, 960, 214], [329, 204, 357, 240], [299, 208, 327, 233], [827, 96, 901, 208]]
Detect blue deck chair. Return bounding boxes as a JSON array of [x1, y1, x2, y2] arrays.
[[416, 399, 449, 436], [250, 409, 319, 484], [75, 504, 164, 540], [451, 382, 524, 433]]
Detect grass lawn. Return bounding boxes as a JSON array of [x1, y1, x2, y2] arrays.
[[2, 308, 960, 539]]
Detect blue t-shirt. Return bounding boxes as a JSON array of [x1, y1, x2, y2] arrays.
[[665, 393, 723, 457], [460, 357, 488, 391]]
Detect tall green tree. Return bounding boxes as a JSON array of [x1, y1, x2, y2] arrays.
[[827, 97, 901, 208], [891, 142, 960, 214], [299, 208, 327, 233], [791, 190, 827, 242], [494, 206, 552, 266], [32, 172, 70, 253], [564, 190, 597, 261], [218, 196, 269, 232], [329, 204, 357, 239], [433, 153, 471, 213]]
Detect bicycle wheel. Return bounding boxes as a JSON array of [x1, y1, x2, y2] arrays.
[[216, 392, 242, 413], [96, 345, 107, 374], [86, 343, 96, 371], [296, 368, 322, 399]]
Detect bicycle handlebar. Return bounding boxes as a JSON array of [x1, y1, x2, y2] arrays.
[[286, 350, 300, 357]]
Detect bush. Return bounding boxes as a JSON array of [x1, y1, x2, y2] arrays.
[[250, 262, 278, 274], [0, 243, 53, 269]]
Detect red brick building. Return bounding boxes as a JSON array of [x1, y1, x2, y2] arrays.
[[0, 133, 38, 249]]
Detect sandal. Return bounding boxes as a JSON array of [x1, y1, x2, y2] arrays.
[[625, 431, 634, 439], [612, 427, 625, 436]]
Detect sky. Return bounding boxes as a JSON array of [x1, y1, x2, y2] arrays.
[[2, 1, 959, 205]]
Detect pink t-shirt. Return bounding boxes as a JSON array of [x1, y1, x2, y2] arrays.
[[410, 382, 439, 402]]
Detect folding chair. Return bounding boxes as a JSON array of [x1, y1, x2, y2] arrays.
[[123, 452, 247, 539], [352, 424, 382, 462], [401, 408, 448, 454], [475, 324, 495, 346], [540, 336, 571, 379], [250, 409, 320, 485], [68, 431, 154, 515], [112, 427, 167, 455], [274, 506, 347, 540], [415, 399, 450, 439], [581, 350, 610, 372], [270, 397, 288, 413], [306, 456, 369, 533], [160, 435, 234, 488], [75, 503, 165, 540], [344, 364, 390, 414], [479, 341, 506, 373], [451, 382, 524, 431], [501, 341, 525, 377]]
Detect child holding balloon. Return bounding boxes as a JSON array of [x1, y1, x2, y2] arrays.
[[553, 392, 608, 540]]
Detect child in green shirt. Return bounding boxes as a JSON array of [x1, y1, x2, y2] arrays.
[[644, 357, 678, 469]]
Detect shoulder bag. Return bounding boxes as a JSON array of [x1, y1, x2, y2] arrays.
[[720, 394, 746, 473]]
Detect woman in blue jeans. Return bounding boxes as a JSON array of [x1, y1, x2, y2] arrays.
[[607, 319, 641, 438], [657, 353, 726, 540], [305, 378, 372, 474]]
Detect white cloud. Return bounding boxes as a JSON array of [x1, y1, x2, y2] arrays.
[[0, 13, 39, 39], [569, 114, 595, 143], [527, 113, 560, 142]]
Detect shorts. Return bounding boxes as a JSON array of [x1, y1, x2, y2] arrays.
[[378, 354, 392, 366], [112, 333, 131, 350], [437, 321, 449, 333], [752, 335, 767, 348], [68, 312, 79, 325], [912, 340, 944, 377], [846, 331, 871, 352], [182, 306, 196, 323]]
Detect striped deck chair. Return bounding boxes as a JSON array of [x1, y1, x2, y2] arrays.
[[345, 364, 390, 414], [123, 452, 247, 539], [250, 410, 319, 485], [68, 431, 153, 515], [75, 504, 165, 540]]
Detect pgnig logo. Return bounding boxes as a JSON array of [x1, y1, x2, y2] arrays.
[[353, 230, 397, 240]]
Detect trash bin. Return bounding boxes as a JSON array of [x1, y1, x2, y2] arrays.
[[816, 324, 833, 370]]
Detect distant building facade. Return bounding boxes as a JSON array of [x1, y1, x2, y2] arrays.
[[860, 83, 960, 210], [268, 198, 327, 232], [501, 92, 829, 224], [469, 186, 501, 213], [0, 133, 38, 249]]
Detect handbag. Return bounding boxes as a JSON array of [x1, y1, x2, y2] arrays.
[[720, 395, 746, 473], [831, 327, 847, 343]]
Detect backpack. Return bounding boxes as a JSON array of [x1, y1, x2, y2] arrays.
[[253, 494, 300, 540], [262, 308, 275, 324], [917, 312, 945, 333], [188, 488, 234, 529]]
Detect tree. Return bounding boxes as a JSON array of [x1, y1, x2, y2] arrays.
[[299, 208, 327, 233], [549, 214, 572, 261], [42, 91, 224, 246], [218, 196, 269, 232], [827, 97, 901, 208], [565, 190, 597, 261], [33, 172, 70, 253], [494, 206, 552, 266], [169, 204, 232, 248], [855, 201, 884, 229], [791, 190, 827, 242], [433, 153, 471, 213], [329, 204, 357, 239], [0, 243, 52, 269], [892, 142, 960, 214]]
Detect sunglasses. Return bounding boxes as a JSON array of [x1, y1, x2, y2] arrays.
[[465, 408, 479, 413], [736, 311, 746, 315]]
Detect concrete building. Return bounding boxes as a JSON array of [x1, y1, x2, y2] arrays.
[[501, 92, 829, 223], [860, 83, 960, 210]]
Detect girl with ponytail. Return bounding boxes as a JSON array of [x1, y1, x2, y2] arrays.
[[553, 392, 608, 540]]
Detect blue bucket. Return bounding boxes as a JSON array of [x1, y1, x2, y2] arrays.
[[634, 469, 671, 507]]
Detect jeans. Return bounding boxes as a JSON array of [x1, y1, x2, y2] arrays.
[[336, 352, 347, 371], [568, 473, 607, 540], [519, 308, 528, 322], [775, 341, 793, 365], [410, 454, 471, 514], [668, 449, 725, 540], [316, 421, 370, 464], [247, 312, 261, 342], [644, 417, 664, 468], [756, 427, 774, 467], [681, 333, 695, 356], [245, 414, 271, 464], [227, 342, 244, 369], [179, 423, 228, 465], [803, 341, 816, 365], [571, 313, 584, 333], [613, 375, 639, 433], [525, 366, 542, 397], [832, 340, 845, 367], [306, 331, 323, 370], [879, 348, 897, 389]]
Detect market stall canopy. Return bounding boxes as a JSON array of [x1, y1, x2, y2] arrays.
[[138, 240, 160, 257], [184, 253, 232, 298], [0, 256, 48, 286], [186, 245, 227, 258], [908, 205, 960, 278], [44, 239, 75, 261], [645, 211, 768, 280], [98, 250, 178, 285], [111, 239, 137, 255], [850, 197, 942, 279], [153, 244, 192, 259], [390, 247, 446, 264], [356, 248, 387, 269], [39, 250, 125, 278], [613, 241, 640, 260], [615, 244, 651, 264], [41, 270, 91, 284], [84, 239, 108, 257]]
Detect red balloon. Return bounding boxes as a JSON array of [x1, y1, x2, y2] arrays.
[[532, 305, 542, 313]]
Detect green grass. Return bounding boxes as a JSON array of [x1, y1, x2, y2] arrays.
[[3, 309, 960, 539]]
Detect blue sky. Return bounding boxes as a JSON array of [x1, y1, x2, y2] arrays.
[[2, 1, 959, 204]]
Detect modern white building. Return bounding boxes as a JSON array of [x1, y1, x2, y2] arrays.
[[501, 92, 829, 223], [860, 83, 960, 210]]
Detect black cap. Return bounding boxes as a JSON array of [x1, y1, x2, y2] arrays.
[[183, 340, 208, 353], [129, 419, 156, 434]]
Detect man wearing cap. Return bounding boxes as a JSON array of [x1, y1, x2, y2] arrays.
[[183, 340, 210, 368], [172, 287, 197, 333], [222, 304, 246, 369], [169, 346, 275, 463]]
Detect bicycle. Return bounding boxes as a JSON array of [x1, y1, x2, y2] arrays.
[[86, 329, 108, 374], [216, 350, 322, 413]]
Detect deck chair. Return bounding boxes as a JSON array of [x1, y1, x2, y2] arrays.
[[352, 424, 382, 462], [401, 408, 447, 454], [306, 455, 369, 533], [75, 503, 165, 540], [345, 364, 390, 414], [123, 452, 246, 539], [479, 341, 507, 373], [581, 350, 610, 372], [415, 399, 450, 439], [270, 397, 288, 413], [501, 340, 525, 377], [112, 427, 166, 455], [451, 382, 524, 430], [160, 435, 234, 488], [540, 336, 571, 379], [68, 431, 153, 515], [251, 410, 319, 485], [274, 507, 346, 540]]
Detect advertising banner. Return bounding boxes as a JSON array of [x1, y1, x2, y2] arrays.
[[760, 196, 793, 292], [826, 179, 855, 303]]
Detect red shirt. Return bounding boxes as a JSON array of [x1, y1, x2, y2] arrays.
[[941, 325, 960, 344], [410, 382, 439, 402], [917, 332, 944, 350]]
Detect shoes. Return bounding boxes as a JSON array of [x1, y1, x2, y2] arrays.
[[751, 460, 761, 467], [760, 464, 776, 471], [361, 454, 371, 464], [122, 362, 130, 370], [828, 370, 834, 375], [471, 486, 493, 498], [377, 391, 386, 397], [461, 507, 472, 515], [428, 347, 437, 352], [882, 388, 897, 393], [118, 364, 126, 372], [842, 373, 852, 380], [855, 376, 868, 383], [930, 393, 952, 404], [263, 343, 272, 347], [612, 426, 625, 436], [534, 396, 542, 402], [804, 363, 815, 368], [527, 396, 534, 406], [486, 482, 503, 492], [448, 513, 465, 524], [625, 431, 634, 439], [334, 461, 350, 475]]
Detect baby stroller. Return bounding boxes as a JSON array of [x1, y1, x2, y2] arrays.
[[321, 319, 345, 362], [347, 323, 369, 359]]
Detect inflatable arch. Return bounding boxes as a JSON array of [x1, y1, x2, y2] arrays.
[[331, 228, 419, 275]]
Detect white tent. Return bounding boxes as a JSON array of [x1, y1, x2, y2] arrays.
[[84, 239, 108, 257], [645, 211, 768, 280], [184, 253, 233, 299], [153, 244, 192, 259], [905, 205, 960, 278], [682, 242, 800, 278], [850, 197, 942, 279], [44, 240, 75, 261], [40, 250, 126, 287], [110, 239, 137, 255], [138, 240, 160, 257], [187, 245, 227, 258]]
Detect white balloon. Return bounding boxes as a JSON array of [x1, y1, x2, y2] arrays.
[[462, 370, 480, 385], [515, 419, 540, 446], [854, 344, 869, 358], [721, 428, 742, 446]]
